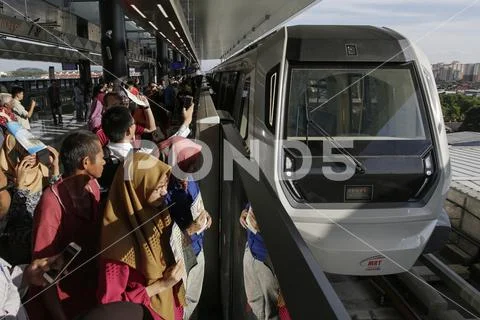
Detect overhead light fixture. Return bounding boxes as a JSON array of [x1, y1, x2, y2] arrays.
[[148, 21, 158, 30], [168, 21, 176, 30], [58, 46, 78, 52], [130, 5, 146, 18], [89, 52, 102, 56], [175, 31, 180, 38], [5, 36, 55, 47], [157, 4, 168, 18], [159, 32, 166, 38]]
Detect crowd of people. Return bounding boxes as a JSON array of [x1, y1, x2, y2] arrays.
[[0, 74, 213, 320], [0, 72, 291, 320]]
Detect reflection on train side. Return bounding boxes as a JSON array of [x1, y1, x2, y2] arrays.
[[240, 204, 290, 320]]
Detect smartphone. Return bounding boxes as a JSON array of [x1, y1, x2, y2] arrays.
[[43, 242, 82, 284], [37, 148, 50, 166], [183, 95, 193, 110]]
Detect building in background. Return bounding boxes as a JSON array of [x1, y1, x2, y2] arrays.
[[433, 61, 480, 82]]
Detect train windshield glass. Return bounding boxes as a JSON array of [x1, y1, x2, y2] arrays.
[[286, 66, 429, 142]]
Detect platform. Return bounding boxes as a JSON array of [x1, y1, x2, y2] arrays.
[[30, 112, 87, 148]]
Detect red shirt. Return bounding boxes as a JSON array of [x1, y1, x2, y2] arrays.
[[129, 86, 140, 96], [98, 259, 165, 320], [29, 176, 102, 320], [0, 107, 17, 129], [96, 125, 146, 147]]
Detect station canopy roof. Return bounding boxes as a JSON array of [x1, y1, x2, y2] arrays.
[[49, 0, 320, 60]]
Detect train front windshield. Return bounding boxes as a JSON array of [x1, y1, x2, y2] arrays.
[[286, 64, 432, 156]]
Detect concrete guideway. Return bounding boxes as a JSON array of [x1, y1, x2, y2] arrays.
[[445, 140, 480, 247]]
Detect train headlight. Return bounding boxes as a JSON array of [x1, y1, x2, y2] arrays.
[[284, 156, 293, 178], [424, 153, 434, 176], [414, 152, 435, 199], [283, 154, 303, 200], [285, 156, 293, 171]]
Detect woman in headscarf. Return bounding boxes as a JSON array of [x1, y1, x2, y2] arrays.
[[0, 134, 60, 265], [98, 152, 185, 320]]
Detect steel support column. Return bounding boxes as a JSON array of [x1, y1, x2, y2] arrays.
[[99, 0, 128, 82], [156, 38, 169, 80], [79, 60, 92, 89], [76, 15, 92, 101]]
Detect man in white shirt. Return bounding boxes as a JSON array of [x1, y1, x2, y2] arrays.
[[102, 99, 194, 162], [11, 87, 35, 130], [0, 257, 59, 320]]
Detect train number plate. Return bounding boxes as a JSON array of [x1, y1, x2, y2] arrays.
[[345, 185, 373, 201]]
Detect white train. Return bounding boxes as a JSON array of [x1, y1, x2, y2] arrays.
[[208, 25, 451, 275]]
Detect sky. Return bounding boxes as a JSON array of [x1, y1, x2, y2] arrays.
[[0, 0, 477, 72], [201, 0, 479, 71]]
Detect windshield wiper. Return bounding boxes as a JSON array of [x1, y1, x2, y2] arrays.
[[304, 101, 366, 174]]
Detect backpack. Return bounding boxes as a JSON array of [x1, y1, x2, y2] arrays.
[[98, 147, 121, 197]]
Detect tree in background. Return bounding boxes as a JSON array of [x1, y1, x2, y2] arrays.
[[440, 94, 480, 123], [459, 107, 480, 132]]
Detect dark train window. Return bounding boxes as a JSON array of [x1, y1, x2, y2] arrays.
[[37, 81, 44, 89], [265, 64, 280, 133], [286, 65, 428, 141], [232, 73, 246, 126]]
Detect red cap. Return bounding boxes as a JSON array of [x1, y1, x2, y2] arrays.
[[160, 136, 202, 172]]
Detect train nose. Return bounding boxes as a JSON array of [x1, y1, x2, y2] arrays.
[[294, 219, 438, 275]]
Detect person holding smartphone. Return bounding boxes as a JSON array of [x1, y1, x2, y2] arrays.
[[0, 169, 63, 320], [0, 134, 60, 265], [99, 152, 185, 320], [0, 251, 64, 319], [28, 131, 105, 320]]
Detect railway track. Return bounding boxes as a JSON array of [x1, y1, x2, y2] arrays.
[[329, 229, 480, 319]]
